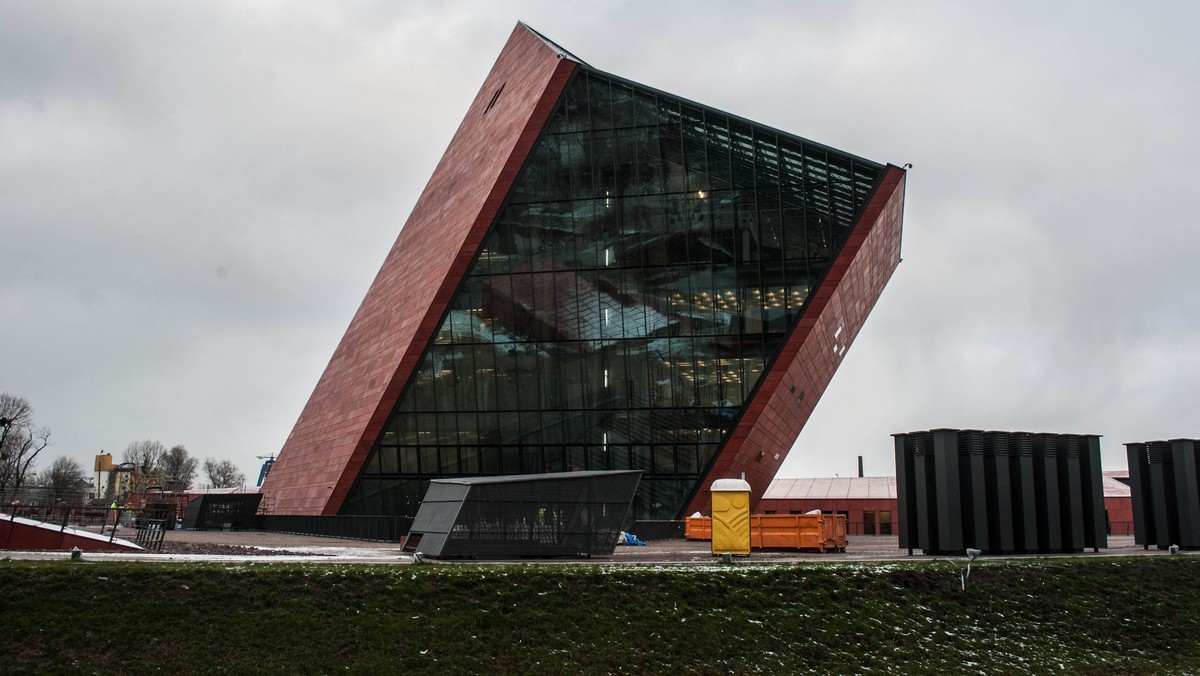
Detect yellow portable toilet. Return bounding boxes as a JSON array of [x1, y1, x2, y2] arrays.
[[710, 477, 752, 556]]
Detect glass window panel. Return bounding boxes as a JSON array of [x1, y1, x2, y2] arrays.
[[587, 445, 607, 471], [574, 202, 601, 268], [540, 356, 564, 410], [614, 131, 640, 200], [675, 445, 699, 475], [540, 411, 564, 445], [781, 208, 807, 262], [409, 363, 436, 412], [656, 93, 679, 125], [359, 479, 382, 513], [414, 414, 437, 445], [546, 139, 572, 204], [516, 354, 540, 410], [434, 350, 459, 411], [498, 411, 520, 441], [730, 123, 756, 188], [480, 447, 501, 474], [595, 133, 618, 199], [611, 83, 635, 129], [472, 346, 497, 410], [562, 77, 589, 133], [396, 415, 420, 446], [439, 448, 459, 475], [493, 358, 518, 411], [608, 445, 631, 470], [653, 446, 674, 474], [543, 446, 565, 473], [543, 96, 571, 133], [400, 447, 419, 475], [457, 413, 478, 445], [437, 412, 457, 445], [660, 128, 685, 192], [376, 481, 399, 514], [556, 353, 581, 411], [638, 142, 665, 195], [759, 209, 784, 261], [379, 446, 399, 475], [587, 75, 613, 131], [566, 446, 586, 471], [737, 203, 760, 264], [521, 447, 542, 474], [569, 132, 595, 201], [419, 447, 438, 475], [682, 107, 708, 176], [363, 449, 382, 476], [807, 211, 832, 261], [401, 480, 424, 515], [477, 411, 499, 444], [501, 447, 521, 474], [633, 91, 657, 127], [593, 197, 618, 241], [644, 480, 668, 520], [379, 426, 398, 448]]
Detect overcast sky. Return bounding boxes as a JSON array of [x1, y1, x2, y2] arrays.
[[3, 1, 1197, 485]]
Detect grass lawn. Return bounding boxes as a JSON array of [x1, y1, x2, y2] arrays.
[[1, 556, 1197, 673]]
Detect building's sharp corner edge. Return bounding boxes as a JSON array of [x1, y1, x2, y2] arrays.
[[518, 20, 590, 66]]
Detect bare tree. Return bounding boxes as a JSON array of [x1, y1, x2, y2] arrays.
[[0, 393, 33, 431], [122, 440, 165, 493], [0, 394, 52, 496], [159, 445, 198, 491], [42, 456, 89, 504], [203, 458, 245, 488]]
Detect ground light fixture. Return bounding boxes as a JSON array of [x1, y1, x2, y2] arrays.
[[961, 548, 982, 590]]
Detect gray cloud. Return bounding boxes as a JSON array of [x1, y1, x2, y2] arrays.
[[2, 1, 1196, 484]]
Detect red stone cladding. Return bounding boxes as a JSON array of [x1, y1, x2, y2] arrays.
[[685, 167, 907, 516], [0, 517, 141, 552], [261, 25, 578, 515]]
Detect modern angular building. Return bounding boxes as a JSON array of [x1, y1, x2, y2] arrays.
[[260, 23, 907, 524]]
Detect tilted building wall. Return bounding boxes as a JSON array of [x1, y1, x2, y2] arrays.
[[262, 23, 906, 521]]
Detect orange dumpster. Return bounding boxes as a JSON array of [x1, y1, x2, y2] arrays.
[[685, 513, 847, 552], [685, 516, 712, 540]]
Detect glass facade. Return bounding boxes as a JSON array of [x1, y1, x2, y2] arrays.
[[341, 68, 884, 521]]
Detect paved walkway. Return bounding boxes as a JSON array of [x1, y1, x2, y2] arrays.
[[1, 528, 1173, 565]]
